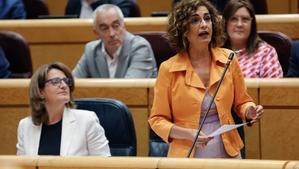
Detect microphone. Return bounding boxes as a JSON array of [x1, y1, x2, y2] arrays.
[[186, 52, 235, 158]]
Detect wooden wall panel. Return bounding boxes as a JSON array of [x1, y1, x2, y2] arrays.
[[267, 0, 298, 14], [37, 156, 160, 169], [158, 158, 287, 169], [1, 15, 299, 72], [45, 0, 298, 17], [131, 108, 149, 156], [260, 109, 299, 160], [30, 44, 84, 71], [244, 81, 260, 159], [260, 79, 299, 106], [74, 87, 148, 106], [136, 0, 172, 17], [0, 156, 38, 169], [0, 107, 29, 154], [44, 0, 68, 15], [0, 79, 298, 160]]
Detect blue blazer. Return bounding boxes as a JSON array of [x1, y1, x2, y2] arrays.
[[0, 0, 26, 19], [287, 40, 299, 77]]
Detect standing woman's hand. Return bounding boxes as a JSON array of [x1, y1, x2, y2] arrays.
[[192, 130, 213, 148], [246, 105, 264, 124]]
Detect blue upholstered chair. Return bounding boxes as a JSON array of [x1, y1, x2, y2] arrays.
[[258, 31, 292, 76], [148, 129, 168, 157], [74, 98, 137, 156], [0, 31, 32, 78], [135, 32, 176, 70]]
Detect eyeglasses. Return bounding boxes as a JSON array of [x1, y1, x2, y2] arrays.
[[98, 20, 123, 33], [45, 77, 72, 87], [229, 16, 252, 25], [189, 15, 212, 26]]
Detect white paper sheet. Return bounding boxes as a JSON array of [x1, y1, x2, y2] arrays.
[[208, 123, 247, 137]]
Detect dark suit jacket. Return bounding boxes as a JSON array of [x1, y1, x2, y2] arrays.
[[65, 0, 134, 17], [287, 41, 299, 77]]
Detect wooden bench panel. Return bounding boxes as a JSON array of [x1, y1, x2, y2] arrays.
[[1, 15, 299, 72], [158, 158, 287, 169], [37, 156, 159, 169], [0, 156, 38, 169], [0, 79, 298, 160], [259, 79, 299, 106], [261, 109, 299, 160]]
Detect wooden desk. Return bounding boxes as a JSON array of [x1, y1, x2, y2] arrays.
[[0, 78, 298, 160], [45, 0, 298, 16], [0, 156, 293, 169], [0, 15, 299, 71], [0, 155, 37, 169]]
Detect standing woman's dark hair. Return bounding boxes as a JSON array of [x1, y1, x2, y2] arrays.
[[222, 0, 262, 54], [29, 62, 75, 125], [166, 0, 224, 53]]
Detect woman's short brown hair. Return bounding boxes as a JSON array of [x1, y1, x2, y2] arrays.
[[166, 0, 223, 53], [29, 62, 75, 125]]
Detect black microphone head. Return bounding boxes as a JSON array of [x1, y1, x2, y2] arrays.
[[228, 52, 234, 61], [226, 52, 234, 65]]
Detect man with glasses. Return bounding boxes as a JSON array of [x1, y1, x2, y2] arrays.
[[73, 4, 157, 78]]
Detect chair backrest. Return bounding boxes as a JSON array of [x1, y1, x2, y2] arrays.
[[258, 31, 292, 76], [135, 32, 176, 70], [74, 98, 137, 156], [148, 129, 168, 157], [0, 31, 32, 78], [250, 0, 268, 14], [129, 0, 141, 17], [22, 0, 49, 19]]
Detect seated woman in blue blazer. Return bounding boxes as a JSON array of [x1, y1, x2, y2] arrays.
[[16, 62, 111, 156]]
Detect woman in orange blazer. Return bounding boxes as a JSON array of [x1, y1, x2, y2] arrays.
[[148, 0, 263, 158]]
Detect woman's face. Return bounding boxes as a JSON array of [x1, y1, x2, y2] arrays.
[[227, 7, 252, 47], [40, 68, 71, 106], [187, 5, 213, 48]]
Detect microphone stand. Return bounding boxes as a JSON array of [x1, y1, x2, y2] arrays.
[[186, 52, 235, 158]]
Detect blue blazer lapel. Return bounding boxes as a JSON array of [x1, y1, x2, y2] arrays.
[[60, 108, 76, 156]]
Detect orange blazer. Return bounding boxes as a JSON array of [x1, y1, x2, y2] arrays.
[[149, 47, 255, 157]]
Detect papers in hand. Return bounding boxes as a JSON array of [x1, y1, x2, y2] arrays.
[[208, 123, 248, 137]]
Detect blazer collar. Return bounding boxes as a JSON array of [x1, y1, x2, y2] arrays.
[[30, 120, 42, 155], [115, 31, 132, 77], [209, 48, 228, 88], [168, 48, 228, 89], [60, 107, 76, 156], [29, 108, 76, 155], [95, 42, 109, 77]]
